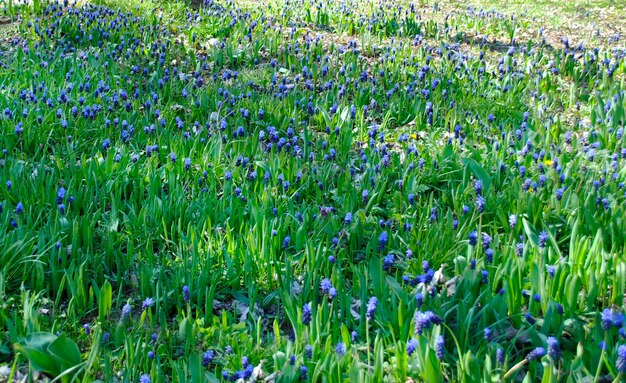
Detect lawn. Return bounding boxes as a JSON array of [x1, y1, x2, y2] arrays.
[[0, 0, 625, 382]]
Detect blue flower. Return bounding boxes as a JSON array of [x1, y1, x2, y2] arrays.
[[335, 342, 346, 356], [282, 236, 291, 249], [378, 231, 388, 250], [344, 212, 352, 224], [122, 303, 131, 319], [526, 347, 546, 361], [538, 231, 549, 248], [547, 337, 560, 359], [434, 335, 445, 360], [139, 374, 151, 383], [202, 350, 214, 367], [142, 297, 154, 310], [414, 311, 441, 335], [408, 194, 415, 204], [182, 286, 190, 302], [509, 214, 517, 229], [366, 297, 378, 320], [320, 279, 332, 294], [617, 345, 626, 373], [469, 231, 478, 246], [496, 348, 504, 365], [383, 254, 394, 271], [406, 339, 418, 356], [484, 327, 493, 341], [302, 302, 312, 325]]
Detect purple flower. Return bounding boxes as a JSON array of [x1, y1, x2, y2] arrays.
[[302, 302, 312, 325], [474, 180, 482, 195], [335, 342, 346, 356], [282, 236, 291, 249], [344, 212, 353, 224], [484, 327, 493, 341], [407, 339, 418, 356], [538, 231, 549, 248], [601, 308, 624, 330], [415, 293, 424, 308], [366, 297, 378, 320], [602, 308, 615, 330], [15, 202, 23, 215], [202, 350, 214, 367], [84, 323, 90, 335], [547, 337, 560, 359], [434, 335, 445, 360], [617, 345, 626, 373], [496, 348, 504, 365], [320, 279, 333, 294], [142, 297, 154, 310], [469, 231, 478, 246], [383, 254, 394, 271], [378, 231, 388, 250], [140, 374, 151, 383], [414, 311, 441, 335], [526, 347, 546, 361], [122, 303, 131, 319], [509, 214, 517, 229], [182, 286, 190, 302]]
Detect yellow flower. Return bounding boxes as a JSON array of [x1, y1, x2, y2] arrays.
[[410, 133, 418, 140], [544, 160, 553, 167]]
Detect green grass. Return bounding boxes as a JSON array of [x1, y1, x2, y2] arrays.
[[0, 0, 625, 382]]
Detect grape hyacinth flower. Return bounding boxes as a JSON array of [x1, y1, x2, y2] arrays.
[[202, 350, 214, 367], [496, 348, 504, 365], [378, 231, 388, 250], [526, 347, 546, 361], [414, 311, 441, 335], [617, 345, 626, 374], [122, 303, 131, 319], [435, 335, 445, 360], [484, 327, 493, 341], [302, 302, 312, 325], [335, 342, 346, 356], [546, 337, 560, 359], [142, 297, 154, 310], [182, 286, 190, 302], [509, 214, 517, 229], [366, 297, 378, 320], [538, 231, 549, 248], [469, 231, 478, 246], [407, 339, 418, 356]]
